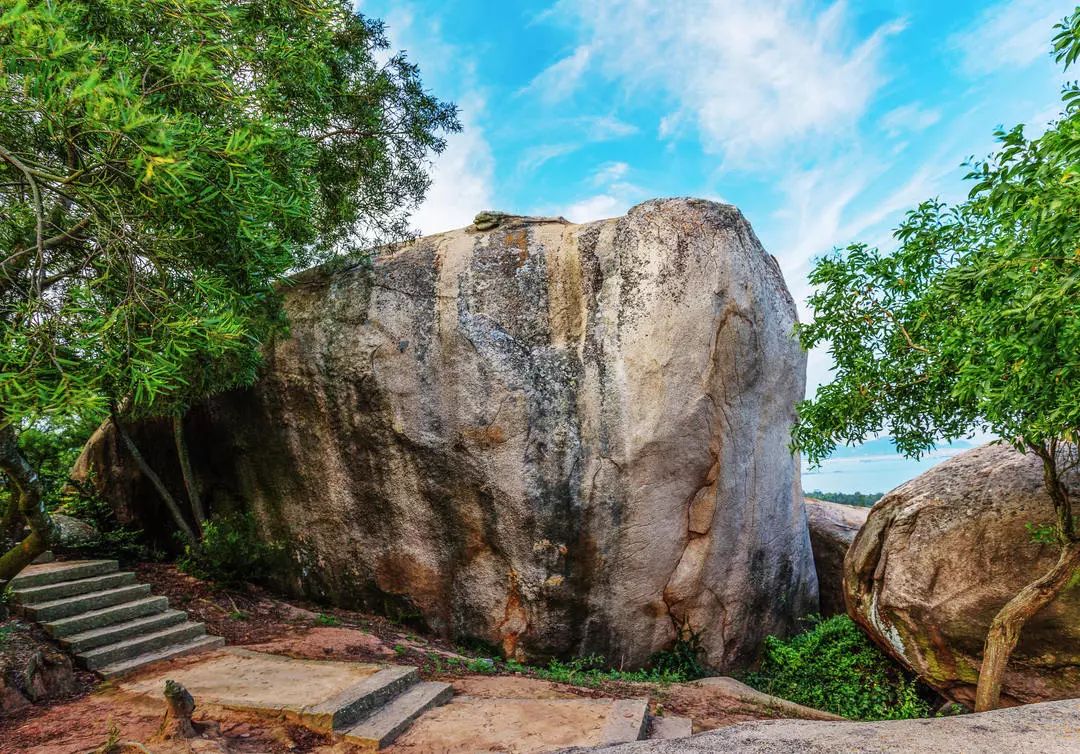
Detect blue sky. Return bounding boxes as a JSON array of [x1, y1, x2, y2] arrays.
[[358, 0, 1074, 493]]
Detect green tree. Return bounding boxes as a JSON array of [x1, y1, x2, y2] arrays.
[[793, 11, 1080, 712], [0, 0, 458, 579]]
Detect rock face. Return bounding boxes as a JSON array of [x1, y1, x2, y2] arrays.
[[578, 698, 1080, 753], [804, 499, 867, 616], [74, 198, 817, 669], [845, 444, 1080, 706]]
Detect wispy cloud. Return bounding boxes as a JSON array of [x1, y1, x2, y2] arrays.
[[519, 45, 592, 103], [951, 0, 1071, 75], [540, 0, 906, 164], [879, 103, 941, 137], [590, 161, 629, 187], [562, 161, 647, 222]]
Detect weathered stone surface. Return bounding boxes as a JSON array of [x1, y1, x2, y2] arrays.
[[576, 698, 1080, 753], [845, 444, 1080, 706], [804, 499, 867, 616], [74, 198, 817, 670]]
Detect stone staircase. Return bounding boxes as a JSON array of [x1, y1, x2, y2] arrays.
[[9, 559, 223, 678]]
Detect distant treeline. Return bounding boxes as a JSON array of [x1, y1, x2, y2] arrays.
[[807, 490, 884, 507]]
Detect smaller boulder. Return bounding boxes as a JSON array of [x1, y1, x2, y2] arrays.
[[804, 499, 867, 616], [50, 513, 100, 551]]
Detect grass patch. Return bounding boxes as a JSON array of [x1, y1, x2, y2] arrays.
[[745, 614, 933, 720]]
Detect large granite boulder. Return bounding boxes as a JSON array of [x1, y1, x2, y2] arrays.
[[845, 444, 1080, 706], [804, 499, 867, 616], [73, 198, 817, 669]]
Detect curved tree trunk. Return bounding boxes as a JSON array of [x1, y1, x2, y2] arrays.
[[0, 424, 52, 582], [110, 409, 197, 545], [172, 414, 205, 532], [974, 538, 1080, 711]]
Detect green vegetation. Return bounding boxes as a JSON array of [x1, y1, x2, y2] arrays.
[[314, 613, 341, 628], [806, 490, 883, 507], [422, 642, 702, 688], [0, 0, 457, 579], [792, 12, 1080, 711], [746, 615, 932, 720], [177, 513, 285, 586]]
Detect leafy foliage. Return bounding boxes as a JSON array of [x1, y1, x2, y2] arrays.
[[0, 413, 98, 512], [177, 512, 285, 586], [648, 626, 708, 680], [0, 0, 456, 576], [793, 11, 1080, 478], [806, 490, 884, 507], [0, 0, 457, 421], [792, 14, 1080, 710], [746, 615, 932, 720]]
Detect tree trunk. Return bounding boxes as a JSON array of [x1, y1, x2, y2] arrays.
[[172, 414, 205, 533], [110, 409, 197, 544], [0, 424, 52, 581], [974, 539, 1080, 711]]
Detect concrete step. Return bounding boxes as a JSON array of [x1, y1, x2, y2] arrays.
[[97, 634, 225, 679], [649, 715, 693, 740], [13, 571, 136, 604], [600, 699, 650, 744], [21, 583, 151, 622], [44, 596, 170, 638], [340, 681, 453, 749], [78, 621, 208, 670], [303, 665, 420, 732], [9, 559, 118, 590], [60, 609, 188, 653]]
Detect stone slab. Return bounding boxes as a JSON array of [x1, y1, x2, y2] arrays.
[[387, 696, 650, 753], [120, 647, 386, 722], [648, 716, 692, 740]]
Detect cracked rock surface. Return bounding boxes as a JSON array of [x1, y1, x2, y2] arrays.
[[74, 198, 816, 670]]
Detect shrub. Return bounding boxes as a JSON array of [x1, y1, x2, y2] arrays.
[[745, 614, 933, 720], [178, 512, 285, 586], [649, 626, 708, 680]]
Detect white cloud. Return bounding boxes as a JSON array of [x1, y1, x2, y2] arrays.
[[952, 0, 1072, 75], [541, 0, 905, 163], [562, 162, 647, 222], [519, 45, 592, 103], [576, 115, 639, 140], [409, 93, 496, 235], [379, 6, 496, 235], [879, 103, 941, 137], [518, 142, 579, 173], [590, 161, 629, 187], [563, 194, 628, 222]]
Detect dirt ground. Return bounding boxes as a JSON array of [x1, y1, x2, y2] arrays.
[[1, 564, 817, 753]]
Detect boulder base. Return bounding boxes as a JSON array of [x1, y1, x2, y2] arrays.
[[845, 444, 1080, 706], [75, 199, 817, 670]]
